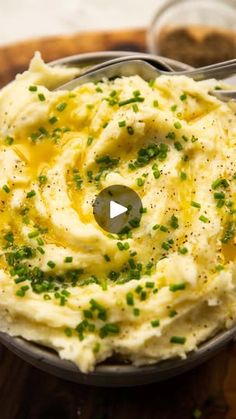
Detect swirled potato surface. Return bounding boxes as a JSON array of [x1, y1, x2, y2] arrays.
[[0, 53, 236, 372]]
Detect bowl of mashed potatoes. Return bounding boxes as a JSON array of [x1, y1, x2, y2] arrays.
[[0, 51, 235, 386]]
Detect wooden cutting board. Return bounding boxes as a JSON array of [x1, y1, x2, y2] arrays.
[[0, 29, 146, 87], [0, 29, 236, 419]]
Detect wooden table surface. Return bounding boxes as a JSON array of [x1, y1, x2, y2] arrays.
[[0, 28, 236, 419]]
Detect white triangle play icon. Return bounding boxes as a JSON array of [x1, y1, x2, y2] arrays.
[[110, 200, 127, 219]]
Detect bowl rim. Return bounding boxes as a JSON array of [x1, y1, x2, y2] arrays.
[[1, 326, 235, 387], [1, 50, 235, 387]]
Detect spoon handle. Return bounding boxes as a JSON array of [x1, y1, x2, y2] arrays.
[[178, 59, 236, 81], [212, 90, 236, 102], [56, 60, 160, 91]]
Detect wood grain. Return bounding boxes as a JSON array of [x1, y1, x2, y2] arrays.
[[0, 28, 236, 419], [0, 343, 235, 419], [0, 29, 146, 87]]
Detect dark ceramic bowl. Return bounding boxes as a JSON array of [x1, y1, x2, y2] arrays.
[[1, 51, 235, 387]]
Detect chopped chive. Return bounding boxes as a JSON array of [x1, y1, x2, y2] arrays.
[[135, 285, 142, 294], [39, 127, 48, 136], [126, 292, 134, 306], [118, 120, 126, 128], [174, 121, 182, 129], [49, 116, 58, 125], [199, 215, 209, 223], [56, 102, 67, 112], [28, 231, 39, 239], [146, 281, 154, 288], [217, 199, 225, 208], [214, 192, 225, 199], [38, 93, 46, 102], [180, 93, 187, 101], [29, 85, 37, 92], [169, 310, 177, 318], [170, 214, 179, 229], [64, 256, 73, 263], [178, 246, 188, 254], [180, 172, 187, 180], [160, 225, 168, 232], [162, 242, 170, 251], [83, 309, 93, 319], [37, 237, 44, 246], [87, 170, 93, 180], [93, 342, 101, 353], [30, 132, 39, 142], [16, 285, 30, 297], [64, 327, 72, 337], [5, 136, 14, 145], [96, 87, 103, 93], [170, 336, 186, 344], [191, 201, 201, 208], [152, 224, 160, 230], [140, 290, 147, 301], [153, 100, 159, 108], [221, 221, 235, 243], [132, 104, 139, 113], [110, 90, 117, 97], [137, 178, 145, 187], [153, 169, 161, 179], [38, 175, 47, 184], [104, 254, 110, 262], [47, 260, 56, 269], [117, 242, 129, 251], [119, 97, 144, 106], [169, 282, 186, 292], [127, 126, 134, 135], [133, 307, 140, 316], [26, 190, 36, 198], [151, 320, 160, 327], [215, 264, 224, 271], [99, 323, 120, 338], [166, 131, 176, 140], [2, 184, 10, 193], [171, 104, 177, 112], [73, 171, 83, 190], [4, 232, 14, 245], [174, 142, 183, 151], [212, 178, 229, 190]]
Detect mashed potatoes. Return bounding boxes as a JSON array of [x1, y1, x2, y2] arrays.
[[0, 53, 236, 373]]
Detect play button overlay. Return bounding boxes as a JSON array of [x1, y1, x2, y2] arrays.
[[93, 185, 143, 234], [110, 201, 127, 219]]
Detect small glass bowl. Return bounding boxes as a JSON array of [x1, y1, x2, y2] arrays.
[[147, 0, 236, 67]]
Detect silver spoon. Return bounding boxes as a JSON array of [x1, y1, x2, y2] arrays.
[[52, 52, 175, 72], [56, 56, 236, 101]]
